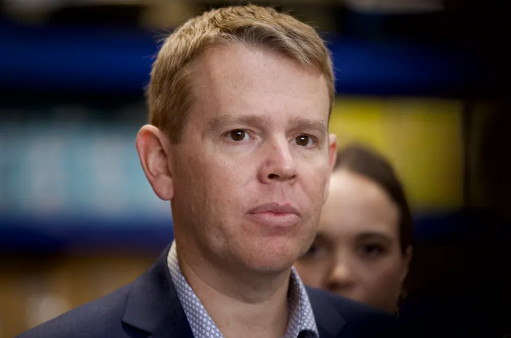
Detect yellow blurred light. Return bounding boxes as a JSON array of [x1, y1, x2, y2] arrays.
[[330, 96, 463, 211]]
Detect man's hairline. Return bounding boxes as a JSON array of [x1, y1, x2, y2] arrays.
[[161, 40, 333, 144]]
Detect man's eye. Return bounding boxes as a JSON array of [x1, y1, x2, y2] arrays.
[[229, 130, 248, 141], [295, 135, 313, 147]]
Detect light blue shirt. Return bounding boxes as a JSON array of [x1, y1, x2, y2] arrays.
[[167, 241, 319, 338]]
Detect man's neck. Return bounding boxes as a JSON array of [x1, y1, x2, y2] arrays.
[[176, 243, 291, 338]]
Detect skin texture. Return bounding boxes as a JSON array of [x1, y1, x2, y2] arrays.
[[136, 43, 337, 337], [295, 169, 412, 313]]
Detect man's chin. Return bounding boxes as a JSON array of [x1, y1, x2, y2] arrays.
[[228, 237, 309, 275], [241, 250, 299, 275]]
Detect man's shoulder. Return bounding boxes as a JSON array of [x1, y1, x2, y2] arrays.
[[15, 245, 180, 338], [306, 287, 405, 337], [16, 283, 138, 338]]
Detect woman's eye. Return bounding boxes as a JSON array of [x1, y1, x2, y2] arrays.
[[361, 244, 385, 257], [302, 243, 327, 259], [228, 130, 248, 141], [307, 244, 318, 255]]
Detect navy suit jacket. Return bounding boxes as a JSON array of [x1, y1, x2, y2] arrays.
[[17, 245, 403, 338]]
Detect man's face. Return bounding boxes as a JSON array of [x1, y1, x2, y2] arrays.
[[169, 43, 336, 273]]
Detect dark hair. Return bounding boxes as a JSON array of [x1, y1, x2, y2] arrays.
[[334, 144, 413, 254]]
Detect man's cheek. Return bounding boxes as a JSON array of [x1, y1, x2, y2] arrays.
[[305, 169, 328, 191]]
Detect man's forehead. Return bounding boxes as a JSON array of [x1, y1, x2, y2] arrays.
[[207, 114, 328, 131], [189, 44, 331, 126], [195, 43, 328, 92]]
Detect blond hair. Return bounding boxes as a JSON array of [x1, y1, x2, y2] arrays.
[[147, 4, 334, 143]]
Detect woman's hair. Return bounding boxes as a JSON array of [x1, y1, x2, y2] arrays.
[[334, 144, 413, 254]]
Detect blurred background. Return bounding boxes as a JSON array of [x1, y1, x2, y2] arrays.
[[0, 0, 510, 337]]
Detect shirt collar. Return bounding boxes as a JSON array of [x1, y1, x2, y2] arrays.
[[167, 241, 319, 338]]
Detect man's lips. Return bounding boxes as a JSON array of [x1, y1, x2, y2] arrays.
[[247, 203, 300, 216], [247, 203, 301, 228]]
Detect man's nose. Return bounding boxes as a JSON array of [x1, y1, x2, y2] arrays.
[[257, 137, 297, 184]]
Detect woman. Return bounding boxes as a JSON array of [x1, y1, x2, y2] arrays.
[[295, 144, 413, 313]]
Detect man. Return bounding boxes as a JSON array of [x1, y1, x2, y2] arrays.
[[18, 5, 402, 338]]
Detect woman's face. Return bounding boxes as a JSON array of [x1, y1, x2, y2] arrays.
[[295, 170, 412, 313]]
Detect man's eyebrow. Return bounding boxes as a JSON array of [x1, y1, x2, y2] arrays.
[[289, 117, 328, 133], [207, 114, 328, 134], [208, 114, 268, 131]]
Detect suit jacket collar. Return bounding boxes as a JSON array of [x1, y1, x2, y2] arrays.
[[122, 244, 194, 338], [306, 287, 346, 338], [121, 244, 346, 338]]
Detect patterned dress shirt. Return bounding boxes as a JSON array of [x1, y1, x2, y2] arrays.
[[167, 242, 319, 338]]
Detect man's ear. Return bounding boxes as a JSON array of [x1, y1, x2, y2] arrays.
[[328, 133, 338, 173], [135, 125, 174, 200], [322, 133, 338, 204]]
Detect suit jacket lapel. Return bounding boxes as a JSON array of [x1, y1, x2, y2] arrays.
[[306, 287, 346, 338], [122, 246, 347, 338], [122, 245, 194, 338], [149, 302, 194, 338]]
